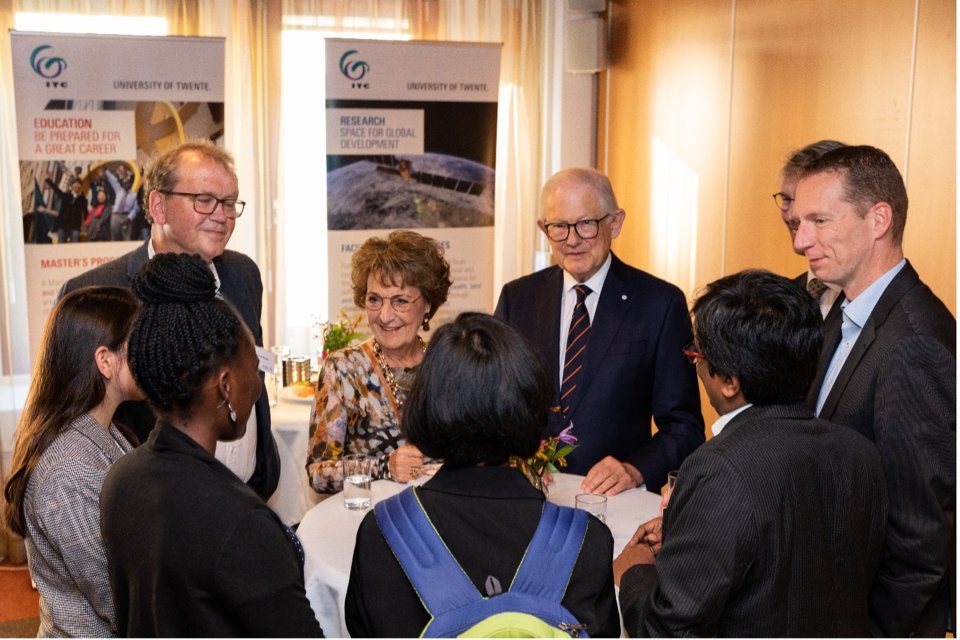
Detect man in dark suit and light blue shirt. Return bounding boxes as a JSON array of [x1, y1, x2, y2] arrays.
[[773, 139, 846, 317], [494, 168, 703, 495], [60, 140, 280, 501], [614, 269, 887, 637], [793, 144, 955, 637]]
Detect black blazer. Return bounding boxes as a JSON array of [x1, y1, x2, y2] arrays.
[[60, 240, 281, 500], [101, 423, 322, 636], [619, 403, 888, 637], [345, 465, 620, 638], [494, 254, 704, 491], [807, 260, 956, 636]]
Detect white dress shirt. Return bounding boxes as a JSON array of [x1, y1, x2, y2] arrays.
[[148, 240, 257, 482]]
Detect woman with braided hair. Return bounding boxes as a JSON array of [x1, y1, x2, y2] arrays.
[[98, 252, 323, 637]]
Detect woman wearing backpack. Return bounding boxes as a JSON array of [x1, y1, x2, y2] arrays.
[[345, 312, 620, 637]]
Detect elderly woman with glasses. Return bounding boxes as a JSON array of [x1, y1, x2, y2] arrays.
[[306, 230, 452, 493]]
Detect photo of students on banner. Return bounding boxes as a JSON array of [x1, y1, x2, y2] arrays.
[[18, 100, 224, 245], [20, 159, 142, 244]]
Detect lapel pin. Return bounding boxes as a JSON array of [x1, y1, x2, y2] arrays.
[[621, 294, 628, 300]]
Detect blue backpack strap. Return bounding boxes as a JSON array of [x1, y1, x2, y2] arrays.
[[511, 502, 589, 601], [374, 487, 481, 616], [375, 489, 591, 638]]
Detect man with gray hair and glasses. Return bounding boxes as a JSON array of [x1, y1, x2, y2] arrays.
[[60, 139, 280, 502], [495, 167, 704, 497]]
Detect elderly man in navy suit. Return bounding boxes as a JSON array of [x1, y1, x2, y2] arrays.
[[60, 140, 280, 501], [794, 145, 955, 637], [495, 168, 703, 495]]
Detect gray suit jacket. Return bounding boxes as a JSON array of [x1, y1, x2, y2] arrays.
[[807, 260, 956, 636], [619, 404, 888, 637], [60, 240, 280, 500]]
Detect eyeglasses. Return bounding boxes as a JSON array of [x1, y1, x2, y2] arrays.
[[363, 292, 422, 313], [772, 192, 794, 212], [682, 344, 705, 365], [541, 213, 612, 242], [161, 191, 246, 218]]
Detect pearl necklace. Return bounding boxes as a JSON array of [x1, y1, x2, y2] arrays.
[[372, 337, 426, 408]]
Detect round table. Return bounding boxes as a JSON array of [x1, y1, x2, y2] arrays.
[[297, 472, 661, 637], [266, 396, 324, 526]]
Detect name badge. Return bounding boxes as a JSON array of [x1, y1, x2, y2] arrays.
[[256, 346, 275, 374]]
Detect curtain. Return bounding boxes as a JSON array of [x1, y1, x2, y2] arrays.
[[435, 0, 542, 299], [0, 0, 544, 363], [0, 0, 544, 563], [278, 0, 542, 319]]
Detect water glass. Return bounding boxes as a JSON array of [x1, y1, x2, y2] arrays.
[[269, 345, 290, 407], [342, 454, 375, 510], [660, 469, 678, 514], [575, 493, 607, 523]]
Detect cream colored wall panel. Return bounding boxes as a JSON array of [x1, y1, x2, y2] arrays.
[[902, 0, 955, 312], [601, 0, 956, 427], [726, 0, 919, 279], [603, 0, 955, 313], [605, 0, 733, 298]]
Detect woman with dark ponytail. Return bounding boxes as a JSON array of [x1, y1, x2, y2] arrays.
[[2, 286, 141, 637], [99, 252, 323, 637]]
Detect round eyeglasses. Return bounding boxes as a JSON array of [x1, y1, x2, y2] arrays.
[[541, 213, 612, 242], [772, 192, 794, 212], [161, 191, 246, 219], [363, 292, 423, 313]]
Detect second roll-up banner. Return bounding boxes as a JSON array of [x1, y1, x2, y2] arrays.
[[324, 39, 502, 329]]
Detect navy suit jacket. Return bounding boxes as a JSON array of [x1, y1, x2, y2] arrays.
[[619, 404, 888, 637], [60, 240, 281, 500], [494, 254, 704, 491], [807, 260, 955, 636]]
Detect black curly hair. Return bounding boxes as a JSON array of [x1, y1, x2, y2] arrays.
[[127, 252, 246, 419]]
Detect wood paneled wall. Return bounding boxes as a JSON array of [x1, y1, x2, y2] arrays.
[[599, 0, 955, 424], [601, 0, 955, 307]]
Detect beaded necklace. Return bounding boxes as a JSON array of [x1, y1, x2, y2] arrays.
[[372, 336, 427, 408]]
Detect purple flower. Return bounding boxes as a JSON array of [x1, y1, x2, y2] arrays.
[[558, 423, 577, 445]]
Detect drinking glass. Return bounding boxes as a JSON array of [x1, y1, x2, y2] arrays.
[[660, 469, 678, 514], [575, 493, 607, 523], [342, 454, 375, 510], [269, 345, 290, 407]]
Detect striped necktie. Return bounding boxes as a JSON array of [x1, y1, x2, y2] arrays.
[[560, 285, 591, 419]]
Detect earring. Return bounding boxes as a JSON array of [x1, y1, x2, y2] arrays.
[[226, 401, 237, 424], [422, 316, 430, 331]]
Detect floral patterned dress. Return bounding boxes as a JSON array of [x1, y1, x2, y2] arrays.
[[306, 339, 417, 493]]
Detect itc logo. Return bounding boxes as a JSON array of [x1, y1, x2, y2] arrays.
[[339, 50, 370, 89], [30, 45, 69, 88]]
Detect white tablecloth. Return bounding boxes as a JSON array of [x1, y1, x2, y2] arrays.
[[297, 472, 661, 638], [266, 397, 324, 526]]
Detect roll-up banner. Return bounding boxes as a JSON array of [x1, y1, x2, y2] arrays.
[[10, 31, 225, 361], [325, 39, 501, 329]]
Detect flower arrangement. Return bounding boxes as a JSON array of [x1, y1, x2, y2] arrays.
[[314, 310, 366, 360], [511, 424, 578, 493]]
